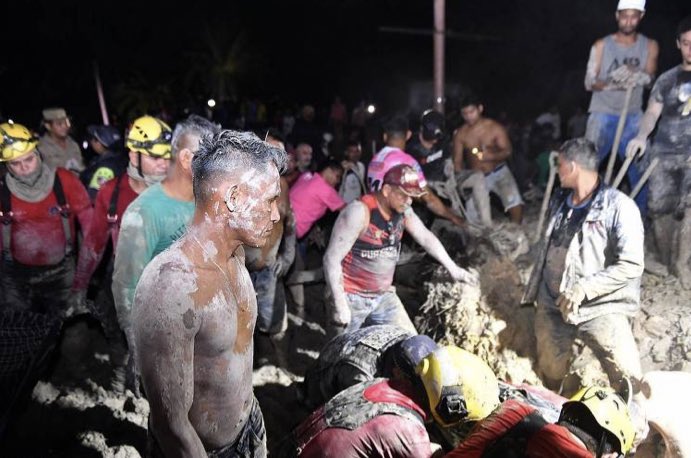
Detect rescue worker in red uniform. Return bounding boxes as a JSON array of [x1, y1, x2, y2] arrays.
[[282, 346, 500, 458], [72, 116, 172, 391], [0, 122, 92, 318], [300, 325, 438, 409], [447, 385, 636, 458]]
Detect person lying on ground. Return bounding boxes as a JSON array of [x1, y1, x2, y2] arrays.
[[281, 346, 499, 458], [300, 324, 438, 409], [447, 385, 636, 458]]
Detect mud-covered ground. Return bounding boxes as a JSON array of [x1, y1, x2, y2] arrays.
[[2, 203, 689, 457]]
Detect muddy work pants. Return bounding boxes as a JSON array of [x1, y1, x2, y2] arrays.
[[148, 396, 267, 458], [345, 291, 417, 334], [535, 295, 642, 396], [0, 259, 73, 318]]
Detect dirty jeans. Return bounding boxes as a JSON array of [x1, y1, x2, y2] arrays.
[[647, 153, 691, 217], [535, 289, 642, 395], [586, 112, 647, 213], [345, 291, 417, 334], [148, 396, 267, 458], [455, 169, 493, 226], [250, 267, 288, 335], [0, 259, 73, 318]]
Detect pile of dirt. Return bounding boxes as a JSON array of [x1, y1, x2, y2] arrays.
[[415, 226, 541, 386]]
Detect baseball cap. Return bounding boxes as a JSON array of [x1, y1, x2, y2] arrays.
[[383, 163, 427, 197], [617, 0, 645, 12], [421, 109, 445, 142], [42, 108, 68, 121], [87, 125, 122, 149]]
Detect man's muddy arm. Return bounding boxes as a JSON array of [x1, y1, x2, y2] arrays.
[[134, 277, 206, 458], [112, 210, 155, 343], [323, 202, 368, 325], [585, 41, 607, 91], [635, 100, 663, 141]]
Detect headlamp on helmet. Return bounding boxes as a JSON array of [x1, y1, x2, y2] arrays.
[[416, 346, 499, 427]]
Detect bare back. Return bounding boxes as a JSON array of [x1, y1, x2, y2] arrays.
[[133, 237, 257, 451], [453, 118, 512, 174]]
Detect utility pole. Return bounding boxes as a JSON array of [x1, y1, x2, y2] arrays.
[[93, 61, 110, 126], [434, 0, 445, 114]]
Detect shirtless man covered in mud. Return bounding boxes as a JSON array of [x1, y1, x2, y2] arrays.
[[132, 130, 286, 457], [453, 94, 525, 223]]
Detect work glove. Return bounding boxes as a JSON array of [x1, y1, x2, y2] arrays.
[[626, 137, 647, 159], [448, 264, 479, 286], [557, 284, 586, 322]]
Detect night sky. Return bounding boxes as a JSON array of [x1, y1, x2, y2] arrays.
[[3, 0, 690, 130]]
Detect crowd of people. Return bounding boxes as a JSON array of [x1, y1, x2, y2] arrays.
[[0, 0, 690, 456]]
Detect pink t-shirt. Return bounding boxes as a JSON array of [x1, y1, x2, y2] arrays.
[[367, 146, 427, 192], [290, 172, 346, 238]]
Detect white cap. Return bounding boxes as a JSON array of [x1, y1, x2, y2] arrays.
[[617, 0, 645, 12]]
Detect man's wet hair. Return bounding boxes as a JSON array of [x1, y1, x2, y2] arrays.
[[677, 16, 691, 39], [384, 116, 410, 140], [171, 114, 220, 157], [460, 93, 483, 109], [318, 158, 343, 173], [559, 137, 599, 172], [192, 129, 287, 203]]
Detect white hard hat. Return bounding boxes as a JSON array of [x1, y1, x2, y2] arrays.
[[617, 0, 645, 12]]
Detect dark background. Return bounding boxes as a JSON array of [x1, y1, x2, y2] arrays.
[[2, 0, 690, 129]]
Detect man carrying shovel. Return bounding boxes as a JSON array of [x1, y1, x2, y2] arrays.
[[626, 16, 691, 289], [584, 0, 658, 214]]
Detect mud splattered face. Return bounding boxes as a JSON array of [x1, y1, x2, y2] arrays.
[[383, 184, 413, 214], [226, 164, 281, 248]]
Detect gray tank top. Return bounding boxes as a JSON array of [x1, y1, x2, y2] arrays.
[[588, 34, 649, 115]]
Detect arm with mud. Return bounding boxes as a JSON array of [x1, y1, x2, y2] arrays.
[[403, 210, 475, 283], [133, 261, 206, 458], [585, 40, 607, 91], [112, 207, 157, 341], [323, 201, 368, 325]]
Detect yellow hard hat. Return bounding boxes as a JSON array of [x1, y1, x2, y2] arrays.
[[0, 122, 38, 162], [416, 345, 499, 426], [559, 385, 635, 455], [125, 116, 172, 159]]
